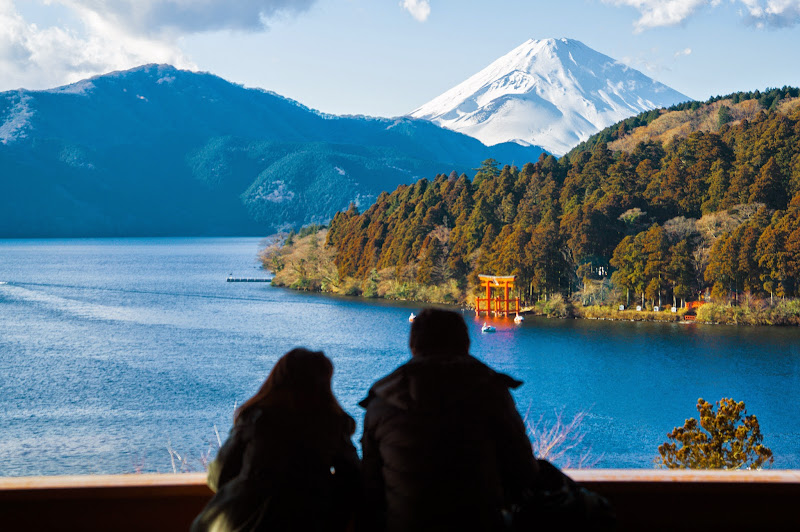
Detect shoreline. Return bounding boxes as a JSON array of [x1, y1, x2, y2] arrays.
[[272, 280, 800, 327], [263, 231, 800, 328]]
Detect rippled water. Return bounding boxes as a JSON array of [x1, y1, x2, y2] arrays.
[[1, 237, 798, 475]]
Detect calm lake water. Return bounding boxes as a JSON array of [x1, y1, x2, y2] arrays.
[[1, 237, 799, 476]]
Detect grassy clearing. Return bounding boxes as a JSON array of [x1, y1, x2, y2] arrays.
[[572, 298, 800, 326], [608, 98, 767, 152], [577, 304, 685, 322], [527, 294, 573, 318], [695, 299, 800, 326]]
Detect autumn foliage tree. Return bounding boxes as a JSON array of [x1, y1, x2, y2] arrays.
[[295, 88, 800, 307], [658, 398, 773, 470]]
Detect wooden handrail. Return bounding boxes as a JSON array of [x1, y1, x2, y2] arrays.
[[0, 470, 798, 531], [568, 468, 800, 483], [0, 472, 208, 491]]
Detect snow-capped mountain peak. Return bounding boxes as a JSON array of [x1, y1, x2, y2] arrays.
[[410, 38, 690, 155]]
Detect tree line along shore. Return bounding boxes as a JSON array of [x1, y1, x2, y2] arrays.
[[261, 88, 800, 327]]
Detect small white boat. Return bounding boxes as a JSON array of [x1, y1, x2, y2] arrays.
[[513, 314, 524, 323], [481, 322, 496, 333], [408, 312, 415, 323]]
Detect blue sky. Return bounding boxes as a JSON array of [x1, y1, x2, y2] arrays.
[[2, 1, 799, 117]]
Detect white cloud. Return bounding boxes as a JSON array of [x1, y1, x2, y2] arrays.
[[674, 47, 692, 57], [0, 0, 192, 90], [401, 0, 431, 22], [603, 0, 707, 31], [57, 0, 319, 35], [0, 0, 319, 91], [605, 0, 800, 30], [740, 0, 800, 27]]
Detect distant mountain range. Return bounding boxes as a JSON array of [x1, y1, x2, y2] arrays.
[[410, 38, 690, 155], [0, 64, 544, 237]]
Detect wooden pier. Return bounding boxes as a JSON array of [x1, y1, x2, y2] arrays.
[[226, 277, 272, 283]]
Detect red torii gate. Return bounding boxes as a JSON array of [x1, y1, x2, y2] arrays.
[[475, 274, 519, 317]]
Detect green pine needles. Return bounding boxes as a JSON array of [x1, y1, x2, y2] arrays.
[[658, 398, 773, 470]]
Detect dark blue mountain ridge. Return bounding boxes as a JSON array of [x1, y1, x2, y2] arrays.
[[0, 64, 545, 237]]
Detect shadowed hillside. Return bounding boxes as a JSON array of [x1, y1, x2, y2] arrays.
[[0, 64, 545, 237]]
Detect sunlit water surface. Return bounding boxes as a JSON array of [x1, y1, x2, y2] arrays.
[[1, 237, 798, 475]]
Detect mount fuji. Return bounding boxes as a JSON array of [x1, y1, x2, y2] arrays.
[[410, 38, 690, 155]]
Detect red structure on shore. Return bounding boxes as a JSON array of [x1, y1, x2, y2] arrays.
[[683, 300, 706, 320], [475, 275, 520, 317], [685, 301, 706, 311]]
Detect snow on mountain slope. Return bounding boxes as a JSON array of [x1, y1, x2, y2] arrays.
[[0, 93, 34, 144], [410, 38, 690, 155]]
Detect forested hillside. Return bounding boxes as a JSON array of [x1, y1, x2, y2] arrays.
[[0, 64, 543, 237], [269, 89, 800, 319]]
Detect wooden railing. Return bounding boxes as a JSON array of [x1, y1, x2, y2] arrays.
[[1, 470, 798, 531], [0, 473, 210, 532], [573, 469, 800, 529]]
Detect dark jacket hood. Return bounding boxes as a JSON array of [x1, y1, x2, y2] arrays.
[[359, 354, 522, 412]]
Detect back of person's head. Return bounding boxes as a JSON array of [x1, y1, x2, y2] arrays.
[[234, 348, 348, 425], [266, 347, 333, 393], [409, 308, 470, 358]]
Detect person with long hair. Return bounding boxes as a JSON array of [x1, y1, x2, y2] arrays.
[[192, 348, 360, 532]]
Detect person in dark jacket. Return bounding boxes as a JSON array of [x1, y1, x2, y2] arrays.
[[359, 308, 539, 532], [192, 348, 360, 532]]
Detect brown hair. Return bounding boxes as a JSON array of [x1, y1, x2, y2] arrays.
[[409, 308, 470, 357], [234, 348, 349, 426]]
